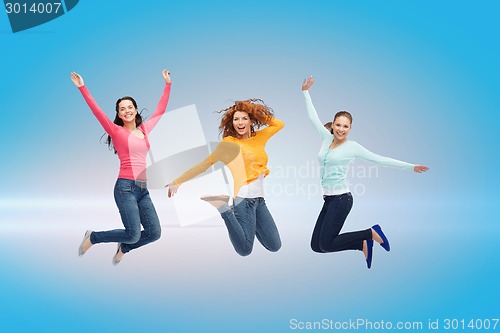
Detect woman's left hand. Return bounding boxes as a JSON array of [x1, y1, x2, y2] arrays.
[[70, 71, 84, 87], [162, 69, 171, 83], [414, 165, 429, 173]]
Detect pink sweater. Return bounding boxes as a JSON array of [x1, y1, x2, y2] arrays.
[[78, 83, 171, 180]]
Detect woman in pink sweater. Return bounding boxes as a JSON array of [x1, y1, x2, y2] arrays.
[[71, 69, 171, 265]]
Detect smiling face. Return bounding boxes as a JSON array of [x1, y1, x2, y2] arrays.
[[232, 111, 252, 139], [118, 99, 138, 125], [332, 115, 351, 142]]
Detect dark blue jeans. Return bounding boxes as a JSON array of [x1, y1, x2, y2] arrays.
[[220, 197, 281, 256], [90, 178, 161, 253], [311, 193, 371, 253]]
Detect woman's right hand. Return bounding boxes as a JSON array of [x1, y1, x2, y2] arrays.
[[70, 72, 84, 87], [166, 183, 179, 198], [302, 76, 314, 91]]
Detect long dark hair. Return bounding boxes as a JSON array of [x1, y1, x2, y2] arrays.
[[101, 96, 144, 154]]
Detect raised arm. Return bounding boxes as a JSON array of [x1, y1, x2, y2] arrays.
[[302, 76, 333, 140], [142, 69, 172, 133], [257, 116, 285, 138], [70, 72, 116, 135]]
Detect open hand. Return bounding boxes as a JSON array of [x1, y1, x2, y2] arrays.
[[166, 183, 179, 198], [414, 165, 429, 173], [70, 71, 84, 87], [302, 76, 314, 91]]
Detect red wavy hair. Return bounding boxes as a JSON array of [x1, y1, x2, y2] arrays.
[[217, 98, 274, 138]]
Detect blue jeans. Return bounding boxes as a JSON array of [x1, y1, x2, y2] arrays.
[[90, 178, 162, 253], [311, 193, 371, 253], [219, 197, 281, 256]]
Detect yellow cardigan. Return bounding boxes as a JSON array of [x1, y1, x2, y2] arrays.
[[173, 117, 284, 197]]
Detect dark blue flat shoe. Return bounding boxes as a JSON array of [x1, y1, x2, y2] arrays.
[[372, 224, 390, 252], [366, 239, 374, 269]]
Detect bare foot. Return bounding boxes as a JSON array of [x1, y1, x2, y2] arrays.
[[200, 195, 230, 209]]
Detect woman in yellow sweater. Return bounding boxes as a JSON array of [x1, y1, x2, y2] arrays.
[[166, 99, 284, 256]]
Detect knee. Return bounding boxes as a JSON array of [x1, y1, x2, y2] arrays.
[[318, 240, 328, 253], [144, 220, 161, 242], [310, 239, 323, 253], [311, 244, 323, 253], [126, 229, 141, 244], [150, 227, 161, 242], [236, 247, 253, 257], [267, 240, 281, 253], [316, 237, 332, 253]]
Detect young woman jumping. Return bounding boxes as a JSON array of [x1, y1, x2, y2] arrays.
[[71, 69, 171, 265], [302, 76, 428, 268], [167, 99, 284, 256]]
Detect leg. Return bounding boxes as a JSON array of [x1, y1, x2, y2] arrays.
[[219, 197, 257, 256], [254, 198, 281, 252], [310, 198, 329, 253], [318, 193, 371, 252], [120, 188, 161, 253], [90, 180, 142, 245]]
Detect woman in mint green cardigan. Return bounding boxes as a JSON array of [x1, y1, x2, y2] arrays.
[[301, 76, 428, 269]]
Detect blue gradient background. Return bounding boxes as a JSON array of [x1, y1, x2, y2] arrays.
[[1, 1, 499, 332]]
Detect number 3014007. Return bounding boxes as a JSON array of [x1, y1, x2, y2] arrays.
[[443, 319, 499, 330], [5, 2, 62, 14]]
